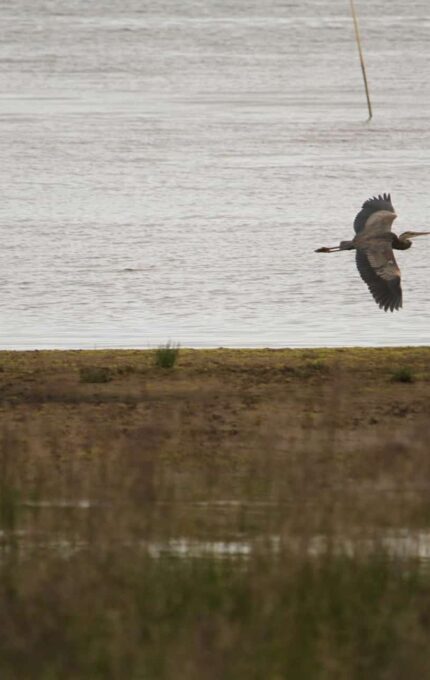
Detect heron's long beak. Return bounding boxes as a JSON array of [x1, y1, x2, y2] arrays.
[[404, 231, 430, 239], [315, 246, 341, 253], [398, 230, 430, 242]]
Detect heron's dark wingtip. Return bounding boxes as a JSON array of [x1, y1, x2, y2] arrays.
[[354, 193, 395, 234], [378, 296, 402, 312]]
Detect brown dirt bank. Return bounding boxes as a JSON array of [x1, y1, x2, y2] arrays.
[[1, 347, 430, 514], [1, 346, 429, 434]]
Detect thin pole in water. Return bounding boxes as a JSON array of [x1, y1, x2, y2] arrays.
[[350, 0, 373, 120]]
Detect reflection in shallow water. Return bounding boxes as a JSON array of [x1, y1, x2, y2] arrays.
[[1, 497, 427, 562], [118, 530, 430, 561], [3, 521, 430, 563]]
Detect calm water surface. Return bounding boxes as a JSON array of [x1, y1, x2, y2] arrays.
[[1, 0, 430, 348]]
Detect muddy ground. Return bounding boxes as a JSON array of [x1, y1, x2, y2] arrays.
[[1, 347, 429, 516]]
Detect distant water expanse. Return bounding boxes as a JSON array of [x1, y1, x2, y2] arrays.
[[1, 0, 430, 349]]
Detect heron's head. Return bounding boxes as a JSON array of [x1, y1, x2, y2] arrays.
[[399, 230, 430, 241]]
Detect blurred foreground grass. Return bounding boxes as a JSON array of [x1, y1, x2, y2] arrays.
[[1, 347, 430, 678], [2, 549, 430, 679]]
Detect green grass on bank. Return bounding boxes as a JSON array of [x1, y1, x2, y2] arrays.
[[0, 345, 430, 375]]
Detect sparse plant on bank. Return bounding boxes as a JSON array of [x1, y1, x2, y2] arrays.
[[155, 342, 180, 369], [79, 366, 113, 383], [391, 367, 414, 383]]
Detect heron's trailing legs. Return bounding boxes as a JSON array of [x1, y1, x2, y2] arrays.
[[315, 240, 355, 253]]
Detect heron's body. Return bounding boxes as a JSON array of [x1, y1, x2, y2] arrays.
[[316, 194, 430, 311]]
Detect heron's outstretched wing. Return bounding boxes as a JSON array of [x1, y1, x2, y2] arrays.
[[354, 194, 395, 234], [355, 244, 402, 311]]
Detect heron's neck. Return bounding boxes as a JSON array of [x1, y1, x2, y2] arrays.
[[392, 234, 412, 250]]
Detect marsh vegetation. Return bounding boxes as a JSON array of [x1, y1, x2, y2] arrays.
[[1, 347, 430, 678]]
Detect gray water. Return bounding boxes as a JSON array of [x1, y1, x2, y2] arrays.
[[1, 0, 430, 349]]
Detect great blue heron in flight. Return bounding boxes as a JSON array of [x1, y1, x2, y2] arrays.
[[316, 194, 430, 311]]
